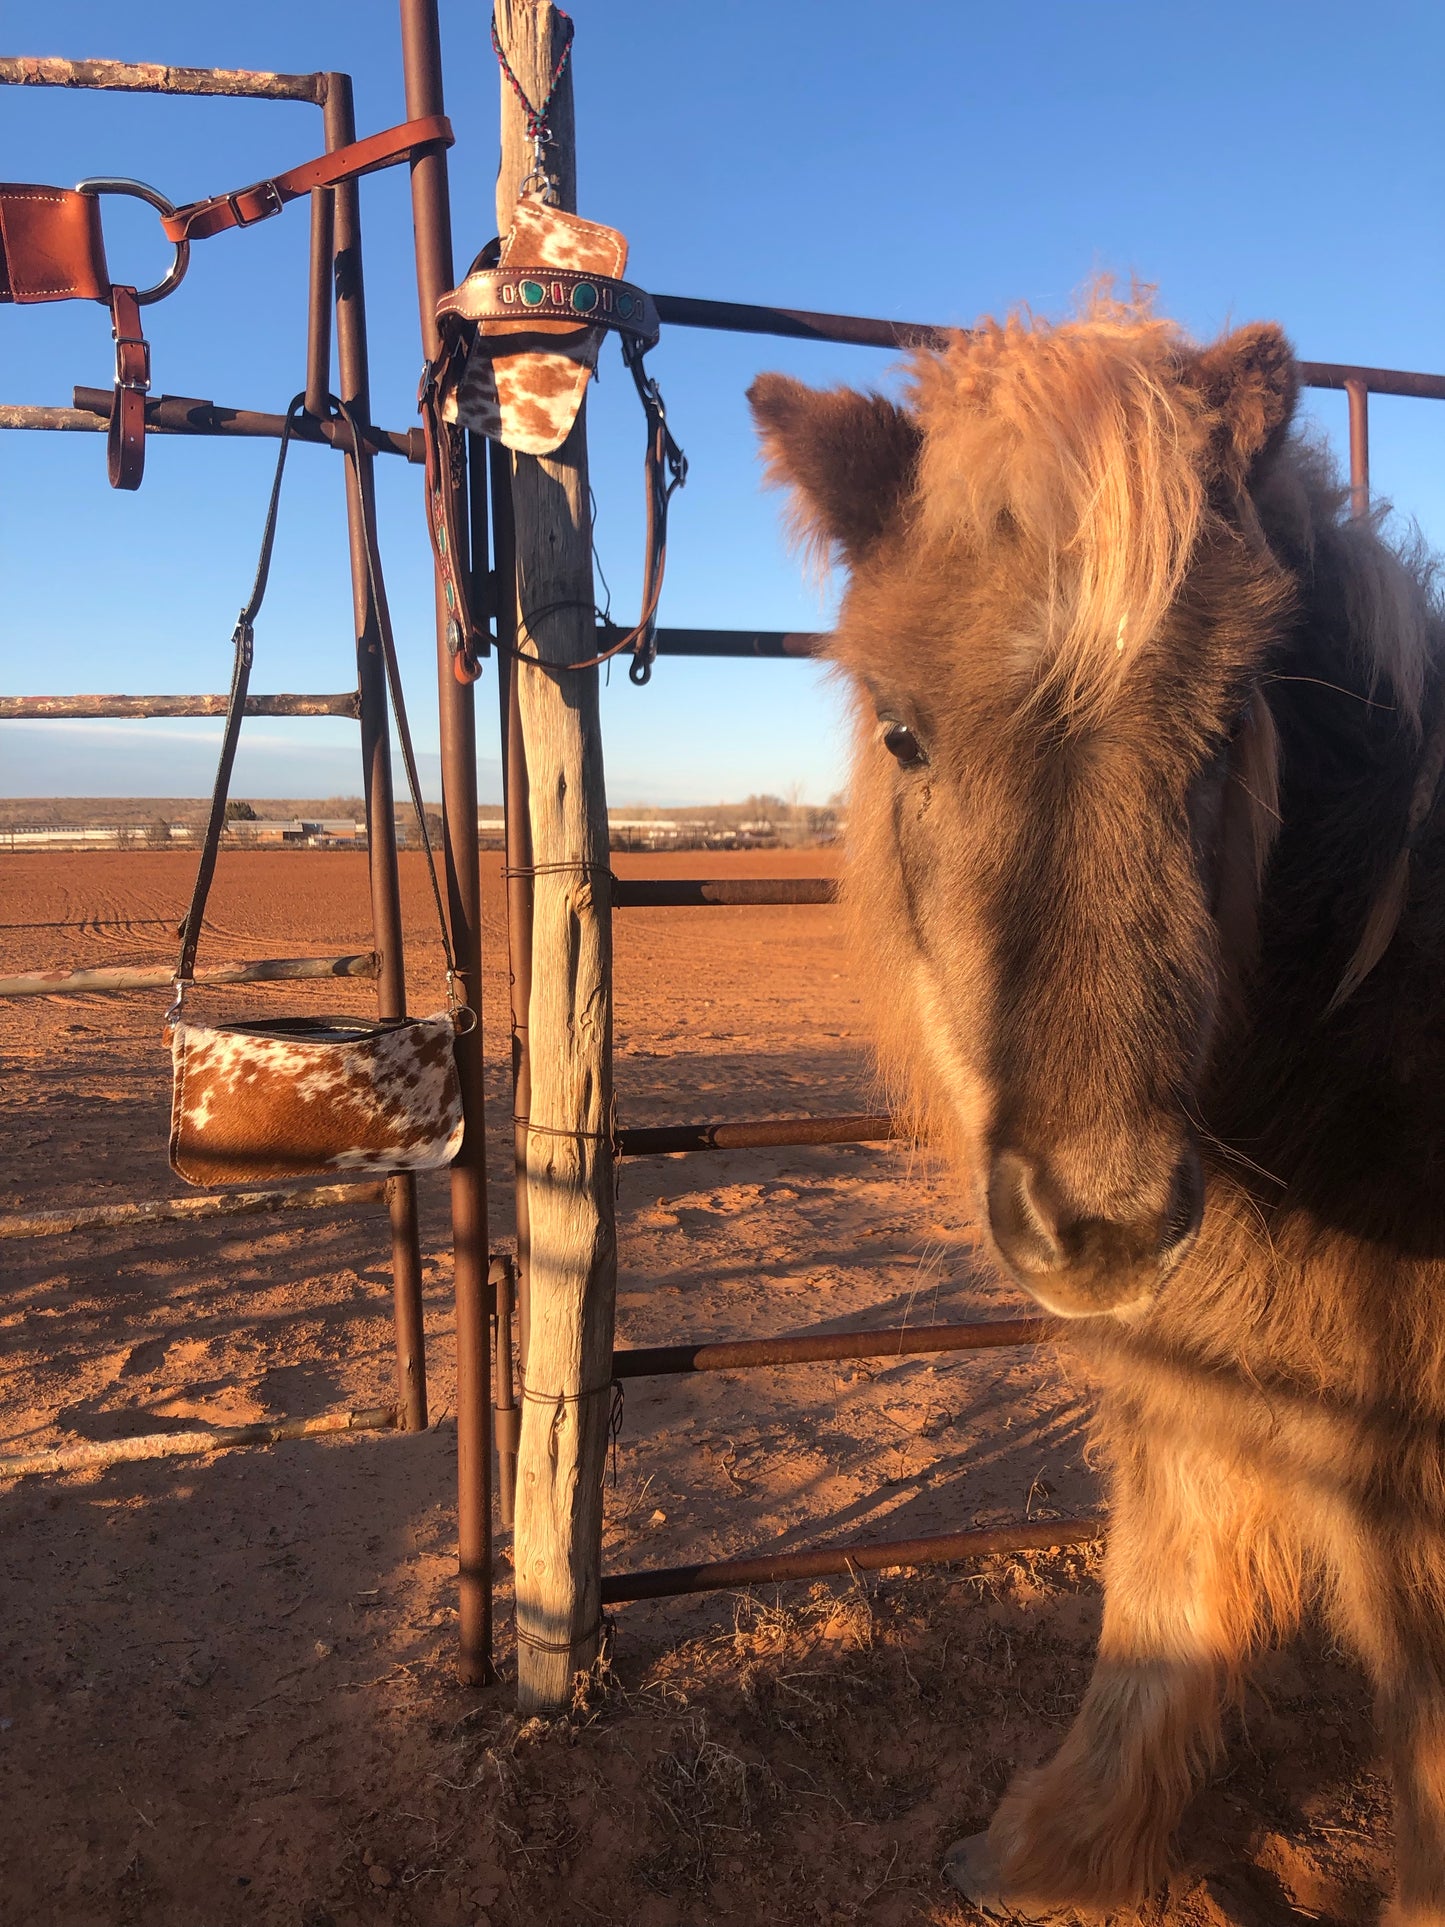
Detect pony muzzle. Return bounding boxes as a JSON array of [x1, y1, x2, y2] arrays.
[[985, 1140, 1204, 1316]]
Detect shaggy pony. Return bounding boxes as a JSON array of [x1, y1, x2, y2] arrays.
[[750, 294, 1445, 1920]]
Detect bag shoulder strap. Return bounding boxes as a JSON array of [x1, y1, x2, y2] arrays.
[[173, 394, 461, 1017]]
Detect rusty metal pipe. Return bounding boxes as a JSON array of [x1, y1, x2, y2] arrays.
[[400, 0, 494, 1688], [600, 1515, 1106, 1604], [648, 295, 1445, 405], [0, 953, 376, 997], [611, 876, 836, 907], [323, 71, 428, 1436], [1345, 377, 1371, 520], [305, 183, 335, 422], [492, 436, 534, 1377], [650, 628, 823, 659], [1298, 360, 1445, 402], [490, 1254, 521, 1527], [611, 1315, 1038, 1380], [0, 55, 327, 102], [617, 1114, 900, 1156], [652, 293, 943, 352], [0, 693, 360, 719], [62, 389, 423, 459]]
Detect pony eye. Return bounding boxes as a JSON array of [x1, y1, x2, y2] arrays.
[[881, 719, 928, 767]]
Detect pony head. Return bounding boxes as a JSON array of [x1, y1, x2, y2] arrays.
[[749, 297, 1302, 1316]]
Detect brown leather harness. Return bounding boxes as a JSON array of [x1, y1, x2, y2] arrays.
[[420, 240, 686, 686], [3, 106, 683, 682], [0, 114, 453, 490]]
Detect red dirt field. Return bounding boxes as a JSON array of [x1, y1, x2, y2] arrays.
[[0, 850, 1396, 1926]]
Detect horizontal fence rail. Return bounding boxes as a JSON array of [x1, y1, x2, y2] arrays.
[[616, 1113, 900, 1156], [0, 1180, 389, 1241], [0, 953, 378, 997], [611, 1314, 1042, 1379], [0, 693, 361, 720], [0, 401, 421, 465], [653, 293, 1445, 403], [648, 628, 824, 659], [0, 1404, 398, 1480], [611, 876, 836, 907], [0, 54, 327, 102], [600, 1515, 1106, 1604], [53, 390, 424, 462]]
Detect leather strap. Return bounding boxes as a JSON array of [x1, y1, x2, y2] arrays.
[[419, 328, 686, 686], [436, 265, 659, 347], [161, 114, 453, 244], [107, 286, 147, 491], [1, 189, 146, 488], [0, 183, 110, 302], [419, 347, 484, 684], [175, 395, 460, 1009]]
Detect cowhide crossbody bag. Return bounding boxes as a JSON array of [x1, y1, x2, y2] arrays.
[[166, 396, 467, 1188]]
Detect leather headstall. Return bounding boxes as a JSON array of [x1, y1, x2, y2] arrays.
[[421, 230, 684, 686]]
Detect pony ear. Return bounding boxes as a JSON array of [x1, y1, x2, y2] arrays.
[[747, 374, 920, 563], [1189, 322, 1299, 482]]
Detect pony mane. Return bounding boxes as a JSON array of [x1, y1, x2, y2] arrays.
[[906, 292, 1217, 719]]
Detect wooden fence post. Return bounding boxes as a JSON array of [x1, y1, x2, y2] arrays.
[[493, 0, 618, 1712]]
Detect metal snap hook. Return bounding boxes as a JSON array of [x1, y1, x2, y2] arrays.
[[74, 177, 190, 306]]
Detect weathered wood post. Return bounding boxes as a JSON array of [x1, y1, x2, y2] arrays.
[[493, 0, 618, 1711]]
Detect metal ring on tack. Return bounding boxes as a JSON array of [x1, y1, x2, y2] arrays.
[[74, 177, 190, 305]]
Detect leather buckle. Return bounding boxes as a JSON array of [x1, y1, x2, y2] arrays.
[[114, 335, 151, 393], [226, 180, 284, 229]]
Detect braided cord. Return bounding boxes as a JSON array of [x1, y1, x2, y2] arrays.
[[490, 7, 575, 140]]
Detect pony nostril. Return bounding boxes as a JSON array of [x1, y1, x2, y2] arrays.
[[987, 1150, 1064, 1276], [988, 1142, 1204, 1287]]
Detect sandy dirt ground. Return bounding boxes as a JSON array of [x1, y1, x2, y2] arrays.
[[0, 851, 1396, 1925]]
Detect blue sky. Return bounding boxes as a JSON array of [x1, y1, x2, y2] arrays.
[[2, 0, 1442, 805]]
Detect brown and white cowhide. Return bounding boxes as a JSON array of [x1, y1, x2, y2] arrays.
[[443, 197, 628, 456], [168, 1013, 464, 1187]]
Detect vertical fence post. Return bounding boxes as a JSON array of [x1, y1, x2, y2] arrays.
[[1345, 376, 1370, 521], [399, 0, 494, 1686], [493, 0, 617, 1712], [323, 71, 429, 1434]]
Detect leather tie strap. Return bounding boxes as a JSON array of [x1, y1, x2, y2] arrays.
[[0, 183, 110, 302], [107, 285, 147, 491], [161, 114, 454, 244]]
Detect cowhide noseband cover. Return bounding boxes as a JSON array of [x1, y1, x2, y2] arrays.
[[443, 197, 628, 456], [168, 1014, 464, 1187]]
